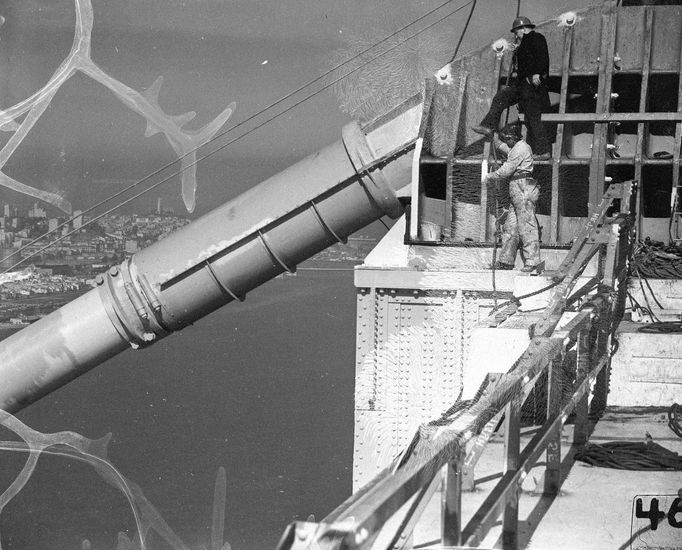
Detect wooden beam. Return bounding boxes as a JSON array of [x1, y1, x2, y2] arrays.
[[589, 1, 618, 210], [573, 328, 592, 444], [461, 351, 611, 548], [635, 7, 654, 237], [542, 112, 682, 122], [551, 26, 574, 243], [442, 451, 464, 547], [670, 16, 682, 241], [386, 472, 442, 550], [445, 73, 468, 240], [502, 395, 521, 550], [479, 56, 503, 242], [542, 357, 563, 495]]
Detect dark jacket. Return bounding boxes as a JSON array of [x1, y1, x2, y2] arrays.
[[514, 31, 549, 81]]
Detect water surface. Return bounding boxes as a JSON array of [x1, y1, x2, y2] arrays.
[[2, 265, 357, 550]]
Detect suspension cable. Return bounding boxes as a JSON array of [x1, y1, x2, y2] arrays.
[[3, 0, 470, 270], [3, 1, 475, 273], [447, 0, 477, 63]]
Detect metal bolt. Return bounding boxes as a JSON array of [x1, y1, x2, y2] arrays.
[[295, 523, 311, 541], [108, 266, 119, 277], [354, 527, 369, 546], [95, 274, 104, 286]]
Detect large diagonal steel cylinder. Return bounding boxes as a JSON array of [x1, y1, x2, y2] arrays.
[[0, 113, 419, 413]]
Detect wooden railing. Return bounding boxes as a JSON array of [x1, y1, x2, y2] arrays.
[[275, 181, 635, 550]]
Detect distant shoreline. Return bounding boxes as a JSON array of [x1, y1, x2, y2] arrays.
[[0, 288, 91, 340], [0, 325, 22, 339], [0, 264, 360, 341], [300, 258, 361, 269]]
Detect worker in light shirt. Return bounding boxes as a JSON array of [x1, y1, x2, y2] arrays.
[[485, 122, 541, 273]]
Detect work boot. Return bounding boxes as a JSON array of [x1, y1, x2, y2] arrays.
[[472, 125, 494, 138], [490, 261, 514, 270], [521, 263, 543, 274]]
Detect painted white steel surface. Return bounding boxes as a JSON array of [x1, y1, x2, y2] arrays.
[[0, 289, 127, 412], [610, 323, 682, 406], [353, 288, 477, 490]]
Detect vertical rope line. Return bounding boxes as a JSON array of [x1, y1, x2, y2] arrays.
[[447, 0, 478, 64]]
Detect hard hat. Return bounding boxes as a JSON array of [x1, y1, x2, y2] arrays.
[[510, 16, 536, 32], [499, 122, 523, 141]]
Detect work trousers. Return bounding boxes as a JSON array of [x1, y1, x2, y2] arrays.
[[481, 79, 551, 155], [499, 177, 541, 267]]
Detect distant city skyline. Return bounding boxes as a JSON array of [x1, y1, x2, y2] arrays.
[[0, 195, 176, 218]]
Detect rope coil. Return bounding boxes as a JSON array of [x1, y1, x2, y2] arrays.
[[631, 238, 682, 279], [575, 437, 682, 470]]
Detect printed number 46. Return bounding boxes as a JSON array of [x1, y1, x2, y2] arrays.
[[636, 497, 682, 530]]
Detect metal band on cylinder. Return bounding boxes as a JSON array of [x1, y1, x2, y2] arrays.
[[97, 259, 170, 348], [342, 121, 403, 219]]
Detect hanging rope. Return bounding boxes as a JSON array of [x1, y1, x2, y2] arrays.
[[489, 139, 504, 306], [447, 0, 477, 63], [575, 437, 682, 471]]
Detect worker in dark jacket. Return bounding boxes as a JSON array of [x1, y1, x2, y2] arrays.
[[472, 16, 551, 157]]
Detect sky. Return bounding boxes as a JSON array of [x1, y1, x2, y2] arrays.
[[0, 0, 598, 221]]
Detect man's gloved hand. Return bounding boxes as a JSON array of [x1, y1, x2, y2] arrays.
[[531, 74, 541, 86]]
